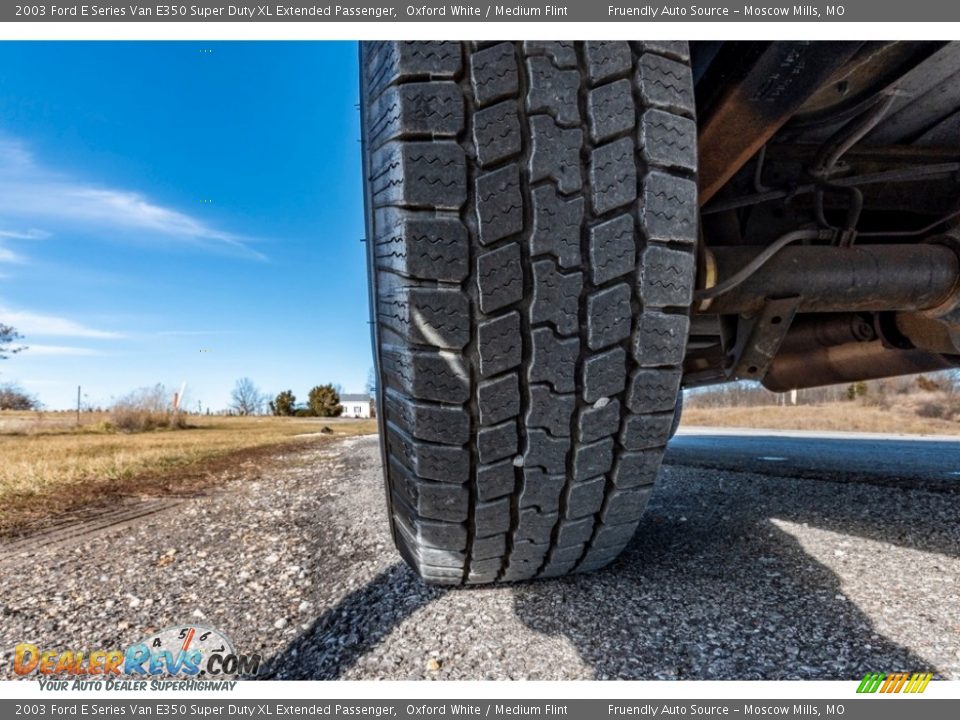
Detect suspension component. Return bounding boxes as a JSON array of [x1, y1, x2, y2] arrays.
[[698, 243, 960, 316]]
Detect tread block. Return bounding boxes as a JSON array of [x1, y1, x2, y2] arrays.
[[640, 171, 697, 245], [585, 42, 632, 84], [391, 466, 466, 524], [556, 518, 595, 547], [478, 419, 519, 464], [469, 558, 503, 574], [502, 559, 544, 581], [638, 108, 697, 172], [531, 185, 583, 268], [577, 398, 621, 444], [573, 437, 614, 481], [476, 163, 523, 245], [524, 429, 570, 475], [529, 327, 579, 393], [531, 260, 582, 336], [588, 79, 636, 143], [477, 243, 523, 313], [576, 546, 624, 572], [374, 208, 468, 282], [379, 287, 469, 349], [566, 477, 607, 518], [611, 449, 663, 489], [393, 510, 467, 551], [381, 345, 469, 403], [516, 508, 559, 544], [477, 459, 516, 502], [589, 214, 636, 285], [525, 56, 581, 126], [590, 137, 637, 215], [523, 41, 578, 69], [393, 478, 469, 523], [519, 469, 566, 511], [367, 41, 462, 97], [478, 373, 520, 426], [504, 540, 550, 574], [638, 245, 696, 308], [470, 42, 519, 107], [530, 115, 583, 194], [468, 560, 502, 584], [551, 544, 586, 563], [368, 81, 464, 149], [633, 312, 689, 367], [474, 100, 522, 167], [620, 412, 674, 451], [582, 347, 627, 403], [540, 560, 579, 578], [387, 426, 469, 483], [635, 53, 695, 118], [478, 312, 522, 377], [401, 543, 466, 570], [627, 368, 682, 414], [633, 41, 690, 63], [526, 385, 575, 438], [472, 533, 507, 560], [371, 141, 466, 210], [586, 283, 633, 350], [384, 388, 469, 445], [602, 487, 653, 524], [592, 520, 639, 548], [476, 498, 512, 537]]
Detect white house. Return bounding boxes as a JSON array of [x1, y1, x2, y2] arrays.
[[340, 394, 372, 419]]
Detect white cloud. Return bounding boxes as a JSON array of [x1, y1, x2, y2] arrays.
[[0, 246, 22, 263], [0, 307, 122, 339], [156, 329, 237, 336], [0, 228, 49, 240], [0, 136, 265, 260], [21, 344, 104, 357]]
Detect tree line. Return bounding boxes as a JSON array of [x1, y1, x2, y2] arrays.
[[229, 377, 348, 417], [1, 323, 359, 417]]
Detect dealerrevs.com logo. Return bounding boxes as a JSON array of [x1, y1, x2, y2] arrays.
[[13, 625, 260, 689]]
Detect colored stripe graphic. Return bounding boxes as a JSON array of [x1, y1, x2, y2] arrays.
[[857, 672, 885, 693], [857, 672, 932, 693]]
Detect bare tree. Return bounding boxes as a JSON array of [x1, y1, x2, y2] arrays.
[[0, 323, 26, 360], [0, 382, 39, 410], [230, 377, 266, 416]]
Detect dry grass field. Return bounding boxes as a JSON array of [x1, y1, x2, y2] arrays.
[[0, 411, 377, 535], [683, 402, 960, 436]]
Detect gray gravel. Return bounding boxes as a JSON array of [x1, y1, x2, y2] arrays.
[[1, 432, 958, 680]]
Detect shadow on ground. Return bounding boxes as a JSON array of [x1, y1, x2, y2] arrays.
[[262, 447, 957, 680], [511, 462, 954, 679]]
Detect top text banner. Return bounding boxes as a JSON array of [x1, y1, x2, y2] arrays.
[[6, 1, 960, 22]]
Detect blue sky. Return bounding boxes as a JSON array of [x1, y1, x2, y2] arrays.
[[0, 41, 373, 411]]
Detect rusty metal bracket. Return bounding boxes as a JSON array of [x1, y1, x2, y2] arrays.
[[698, 42, 863, 205], [728, 297, 803, 382]]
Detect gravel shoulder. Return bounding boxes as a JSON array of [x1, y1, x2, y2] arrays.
[[1, 433, 958, 680]]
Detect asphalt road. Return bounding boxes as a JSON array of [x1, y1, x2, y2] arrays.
[[668, 427, 960, 490], [1, 431, 958, 681]]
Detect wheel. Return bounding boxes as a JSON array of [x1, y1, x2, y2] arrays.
[[360, 41, 698, 585]]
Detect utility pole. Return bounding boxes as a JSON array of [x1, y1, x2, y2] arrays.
[[77, 385, 81, 427]]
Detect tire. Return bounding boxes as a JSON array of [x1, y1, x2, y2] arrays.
[[669, 392, 684, 440], [360, 41, 698, 585]]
